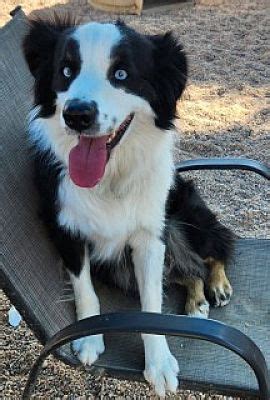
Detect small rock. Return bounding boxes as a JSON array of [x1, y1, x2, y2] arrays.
[[8, 306, 22, 328]]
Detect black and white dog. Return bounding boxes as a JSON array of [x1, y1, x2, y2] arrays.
[[23, 16, 234, 396]]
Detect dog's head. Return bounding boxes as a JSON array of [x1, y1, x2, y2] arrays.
[[24, 16, 187, 187]]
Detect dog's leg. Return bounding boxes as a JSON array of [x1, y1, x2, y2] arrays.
[[51, 225, 104, 364], [70, 244, 105, 365], [130, 231, 179, 397], [205, 257, 233, 307], [177, 278, 209, 318]]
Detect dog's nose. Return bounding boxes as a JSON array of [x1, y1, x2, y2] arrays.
[[63, 99, 98, 131]]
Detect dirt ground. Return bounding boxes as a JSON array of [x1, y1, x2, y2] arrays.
[[1, 0, 269, 398]]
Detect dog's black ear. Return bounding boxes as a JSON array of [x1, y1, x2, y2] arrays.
[[147, 31, 188, 129], [115, 19, 126, 28], [23, 19, 58, 78], [23, 15, 76, 78], [150, 31, 188, 100]]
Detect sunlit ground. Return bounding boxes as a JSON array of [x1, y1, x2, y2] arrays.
[[178, 84, 269, 134]]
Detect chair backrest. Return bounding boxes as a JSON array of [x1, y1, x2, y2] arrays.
[[0, 9, 76, 356]]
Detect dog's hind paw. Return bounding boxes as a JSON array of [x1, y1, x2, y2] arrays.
[[205, 258, 233, 308], [186, 298, 210, 319], [72, 334, 105, 366], [208, 280, 233, 307]]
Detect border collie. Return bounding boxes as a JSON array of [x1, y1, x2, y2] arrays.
[[23, 16, 234, 396]]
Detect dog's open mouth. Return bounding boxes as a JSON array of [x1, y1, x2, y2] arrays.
[[69, 113, 134, 188], [106, 113, 134, 150]]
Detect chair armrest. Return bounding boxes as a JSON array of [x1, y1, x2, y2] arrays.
[[23, 312, 270, 400], [175, 158, 270, 180]]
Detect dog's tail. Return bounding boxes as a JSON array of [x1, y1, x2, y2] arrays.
[[165, 219, 207, 282]]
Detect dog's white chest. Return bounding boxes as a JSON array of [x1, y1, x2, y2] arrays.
[[58, 177, 131, 236], [58, 173, 163, 231], [57, 172, 166, 261]]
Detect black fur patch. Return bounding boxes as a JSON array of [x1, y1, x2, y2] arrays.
[[90, 245, 138, 295], [110, 22, 188, 129], [53, 37, 81, 93], [23, 15, 79, 118], [31, 147, 84, 276], [166, 174, 234, 263]]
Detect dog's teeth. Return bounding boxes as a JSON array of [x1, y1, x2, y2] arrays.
[[107, 114, 133, 147], [107, 131, 117, 144]]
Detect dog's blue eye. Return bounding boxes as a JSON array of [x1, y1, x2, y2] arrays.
[[114, 69, 128, 80], [63, 66, 72, 78]]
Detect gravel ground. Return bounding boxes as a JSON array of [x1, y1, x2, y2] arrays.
[[1, 0, 269, 398]]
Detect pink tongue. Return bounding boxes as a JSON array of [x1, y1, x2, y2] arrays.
[[69, 135, 108, 188]]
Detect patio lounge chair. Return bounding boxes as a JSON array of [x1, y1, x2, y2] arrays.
[[1, 8, 269, 399]]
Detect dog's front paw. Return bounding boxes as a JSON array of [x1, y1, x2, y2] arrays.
[[72, 334, 105, 365], [144, 338, 179, 397]]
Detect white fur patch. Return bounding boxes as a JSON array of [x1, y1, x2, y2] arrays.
[[131, 230, 179, 396], [70, 245, 100, 319], [70, 245, 105, 364], [143, 334, 179, 397], [72, 335, 105, 366]]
